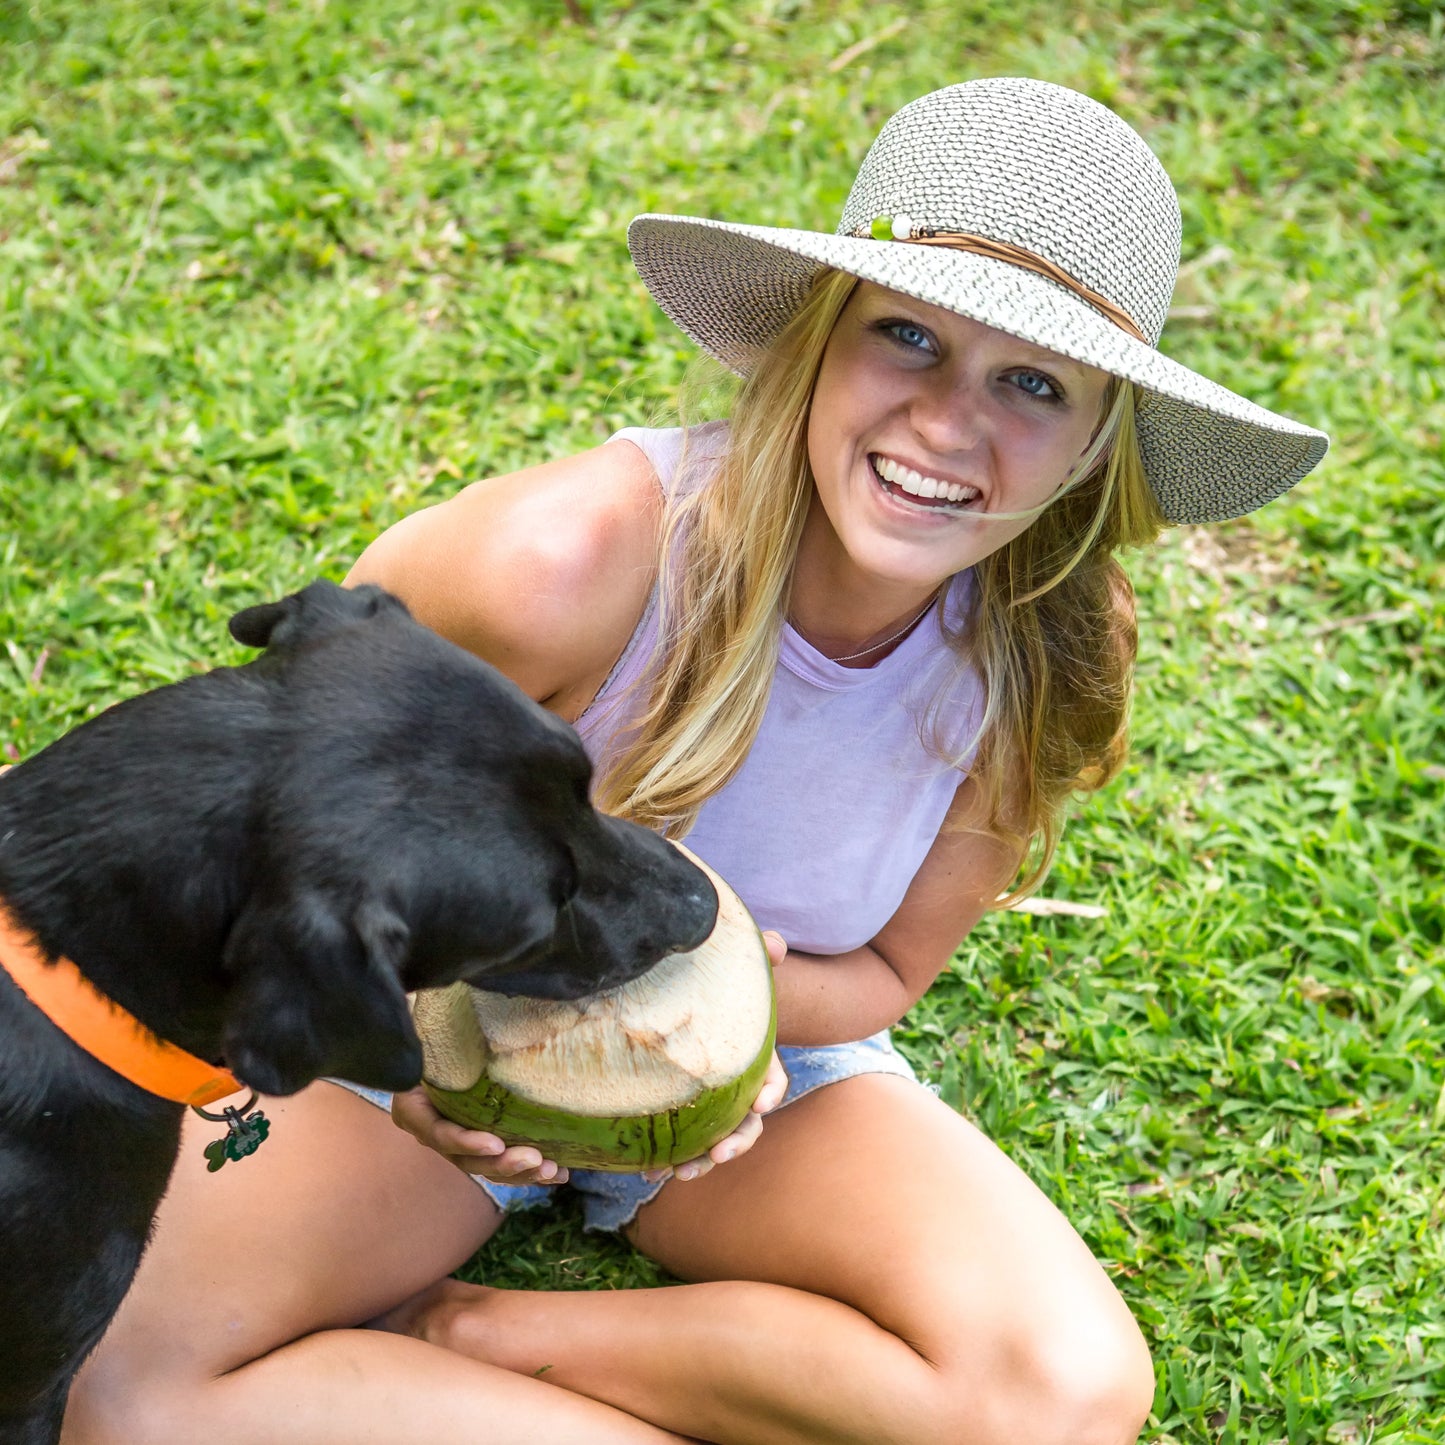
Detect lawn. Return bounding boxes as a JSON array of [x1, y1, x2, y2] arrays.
[[1, 1, 1441, 1439]]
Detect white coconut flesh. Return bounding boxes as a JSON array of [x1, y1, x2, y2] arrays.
[[411, 847, 775, 1171]]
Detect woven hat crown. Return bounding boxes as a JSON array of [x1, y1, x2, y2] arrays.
[[837, 78, 1181, 345]]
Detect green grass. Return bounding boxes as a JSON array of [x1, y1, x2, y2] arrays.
[[2, 1, 1442, 1439]]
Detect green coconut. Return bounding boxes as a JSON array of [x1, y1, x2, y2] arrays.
[[411, 847, 776, 1171]]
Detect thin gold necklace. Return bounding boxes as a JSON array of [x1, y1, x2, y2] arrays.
[[817, 593, 940, 664]]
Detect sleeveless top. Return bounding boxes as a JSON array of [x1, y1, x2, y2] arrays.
[[574, 425, 985, 957]]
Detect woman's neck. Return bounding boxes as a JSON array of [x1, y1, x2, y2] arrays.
[[787, 519, 945, 668]]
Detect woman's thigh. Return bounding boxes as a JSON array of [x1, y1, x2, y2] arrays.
[[628, 1073, 1147, 1383], [74, 1081, 501, 1393]]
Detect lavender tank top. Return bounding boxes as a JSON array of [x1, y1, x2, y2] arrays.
[[575, 425, 984, 957]]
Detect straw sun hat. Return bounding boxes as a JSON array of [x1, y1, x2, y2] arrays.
[[627, 77, 1328, 525]]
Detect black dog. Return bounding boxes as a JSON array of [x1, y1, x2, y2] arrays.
[[0, 580, 716, 1445]]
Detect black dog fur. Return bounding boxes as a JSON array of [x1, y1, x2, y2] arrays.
[[0, 580, 716, 1445]]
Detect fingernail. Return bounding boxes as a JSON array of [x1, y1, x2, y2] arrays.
[[717, 1147, 736, 1162]]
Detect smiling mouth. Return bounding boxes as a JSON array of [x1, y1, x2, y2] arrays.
[[869, 454, 982, 512]]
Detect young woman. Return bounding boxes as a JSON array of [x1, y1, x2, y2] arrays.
[[65, 78, 1326, 1445]]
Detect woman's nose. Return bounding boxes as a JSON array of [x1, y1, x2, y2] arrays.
[[909, 368, 990, 456]]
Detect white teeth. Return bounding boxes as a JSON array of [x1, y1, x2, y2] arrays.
[[872, 455, 977, 505]]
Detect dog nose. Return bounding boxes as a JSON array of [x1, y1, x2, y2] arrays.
[[600, 879, 717, 990], [670, 881, 718, 954]]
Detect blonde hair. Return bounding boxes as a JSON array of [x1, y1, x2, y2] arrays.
[[593, 270, 857, 830], [956, 377, 1164, 900], [597, 268, 1165, 897]]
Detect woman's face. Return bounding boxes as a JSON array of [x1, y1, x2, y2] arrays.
[[804, 281, 1113, 597]]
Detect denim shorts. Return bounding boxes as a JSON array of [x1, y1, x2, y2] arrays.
[[332, 1030, 919, 1232]]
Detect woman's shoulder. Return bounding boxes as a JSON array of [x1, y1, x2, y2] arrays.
[[609, 420, 729, 497], [347, 440, 664, 707]]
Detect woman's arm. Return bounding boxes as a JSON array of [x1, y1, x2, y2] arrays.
[[345, 440, 664, 718], [771, 776, 1023, 1047], [346, 440, 788, 1183]]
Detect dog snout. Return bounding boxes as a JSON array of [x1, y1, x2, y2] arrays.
[[469, 823, 723, 1003], [479, 963, 625, 1002], [566, 857, 718, 994], [596, 816, 720, 943], [667, 874, 718, 954], [615, 878, 715, 970], [481, 862, 718, 1002]]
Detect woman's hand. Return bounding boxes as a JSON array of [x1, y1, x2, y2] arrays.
[[389, 1086, 570, 1186], [643, 928, 791, 1183]]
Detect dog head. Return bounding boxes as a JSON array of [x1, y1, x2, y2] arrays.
[[218, 581, 717, 1096]]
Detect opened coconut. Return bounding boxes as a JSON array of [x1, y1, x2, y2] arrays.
[[411, 847, 775, 1171]]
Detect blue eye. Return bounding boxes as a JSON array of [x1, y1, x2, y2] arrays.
[[883, 321, 935, 353], [1012, 370, 1060, 400]]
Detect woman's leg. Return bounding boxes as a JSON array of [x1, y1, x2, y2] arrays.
[[392, 1074, 1155, 1445], [62, 1082, 692, 1445]]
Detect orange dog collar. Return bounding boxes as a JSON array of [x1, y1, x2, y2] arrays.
[[0, 903, 243, 1108]]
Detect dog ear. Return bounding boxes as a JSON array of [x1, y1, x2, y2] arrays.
[[228, 597, 293, 648], [220, 889, 421, 1097], [228, 581, 406, 651]]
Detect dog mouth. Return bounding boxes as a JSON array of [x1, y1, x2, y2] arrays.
[[477, 965, 645, 1002], [869, 453, 983, 512]]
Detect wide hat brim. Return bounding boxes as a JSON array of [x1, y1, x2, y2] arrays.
[[627, 214, 1329, 526]]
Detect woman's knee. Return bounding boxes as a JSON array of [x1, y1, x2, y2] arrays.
[[1008, 1307, 1153, 1444], [926, 1301, 1154, 1445]]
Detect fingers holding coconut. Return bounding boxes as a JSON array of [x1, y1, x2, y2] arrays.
[[761, 929, 788, 970], [647, 1045, 787, 1182], [753, 934, 791, 1107], [750, 1046, 789, 1116], [468, 1143, 570, 1185], [390, 1085, 570, 1184], [457, 1139, 570, 1186]]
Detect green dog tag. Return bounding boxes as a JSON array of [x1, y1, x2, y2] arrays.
[[201, 1103, 271, 1172]]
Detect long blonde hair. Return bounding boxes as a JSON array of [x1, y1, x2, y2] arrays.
[[958, 376, 1163, 899], [596, 268, 1164, 897], [592, 271, 856, 830]]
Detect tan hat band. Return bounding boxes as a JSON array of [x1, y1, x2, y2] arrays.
[[861, 225, 1148, 344], [905, 234, 1148, 342]]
